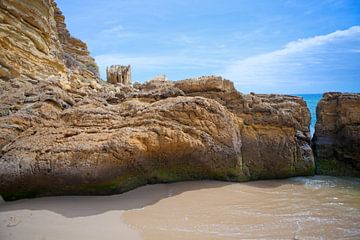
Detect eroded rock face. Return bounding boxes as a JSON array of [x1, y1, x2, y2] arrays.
[[175, 77, 314, 179], [0, 0, 99, 82], [53, 2, 100, 81], [0, 1, 315, 200], [0, 76, 315, 200], [312, 92, 360, 177]]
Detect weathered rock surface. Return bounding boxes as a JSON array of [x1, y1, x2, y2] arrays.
[[0, 77, 315, 200], [0, 1, 315, 200], [312, 92, 360, 177], [174, 76, 314, 179], [107, 65, 131, 85], [0, 0, 99, 82], [53, 2, 99, 81]]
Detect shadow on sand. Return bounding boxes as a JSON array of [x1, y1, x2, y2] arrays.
[[0, 181, 231, 218], [0, 177, 322, 218]]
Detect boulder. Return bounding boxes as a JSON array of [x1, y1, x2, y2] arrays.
[[312, 92, 360, 177]]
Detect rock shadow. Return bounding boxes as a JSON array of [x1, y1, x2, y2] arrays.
[[0, 180, 231, 218]]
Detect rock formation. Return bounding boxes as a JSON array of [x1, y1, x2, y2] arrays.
[[312, 92, 360, 177], [0, 1, 315, 200], [174, 76, 314, 179], [0, 0, 99, 83], [54, 3, 100, 81], [107, 65, 131, 85]]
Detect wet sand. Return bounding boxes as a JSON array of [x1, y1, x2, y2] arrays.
[[1, 176, 359, 239]]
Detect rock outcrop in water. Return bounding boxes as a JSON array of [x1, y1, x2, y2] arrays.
[[0, 0, 315, 200], [312, 92, 360, 177]]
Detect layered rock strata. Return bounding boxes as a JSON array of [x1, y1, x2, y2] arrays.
[[53, 3, 100, 81], [0, 0, 99, 82], [0, 1, 315, 200], [0, 77, 315, 200], [312, 93, 360, 177]]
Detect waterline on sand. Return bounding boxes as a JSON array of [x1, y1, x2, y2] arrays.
[[0, 176, 359, 240]]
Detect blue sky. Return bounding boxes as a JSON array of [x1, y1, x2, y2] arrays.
[[57, 0, 360, 93]]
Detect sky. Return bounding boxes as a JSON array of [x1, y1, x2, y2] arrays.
[[57, 0, 360, 94]]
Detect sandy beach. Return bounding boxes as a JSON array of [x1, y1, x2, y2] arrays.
[[1, 177, 360, 240], [0, 194, 144, 240], [0, 184, 175, 240], [0, 182, 216, 240]]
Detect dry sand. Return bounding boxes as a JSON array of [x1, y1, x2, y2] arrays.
[[0, 184, 176, 240], [1, 177, 359, 240]]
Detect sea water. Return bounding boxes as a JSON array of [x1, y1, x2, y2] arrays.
[[297, 94, 322, 135], [123, 177, 360, 239]]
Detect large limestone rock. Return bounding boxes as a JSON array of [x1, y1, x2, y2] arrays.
[[0, 75, 315, 200], [0, 1, 315, 200], [175, 77, 314, 179], [312, 92, 360, 177]]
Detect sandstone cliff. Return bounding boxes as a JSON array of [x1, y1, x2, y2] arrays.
[[312, 93, 360, 177], [0, 1, 315, 200], [0, 0, 99, 82]]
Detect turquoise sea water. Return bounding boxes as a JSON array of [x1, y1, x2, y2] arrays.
[[296, 94, 322, 135]]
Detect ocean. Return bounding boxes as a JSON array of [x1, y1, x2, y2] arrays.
[[296, 94, 322, 135]]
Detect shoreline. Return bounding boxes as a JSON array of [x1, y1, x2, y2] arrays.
[[1, 176, 359, 240]]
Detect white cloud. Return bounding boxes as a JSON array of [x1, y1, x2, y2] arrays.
[[100, 25, 125, 34], [96, 54, 224, 69], [99, 25, 140, 39], [173, 34, 196, 45], [284, 26, 360, 52], [223, 26, 360, 93]]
